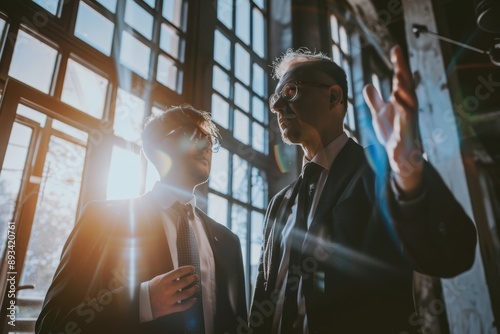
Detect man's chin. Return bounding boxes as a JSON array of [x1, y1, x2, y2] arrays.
[[281, 129, 301, 145]]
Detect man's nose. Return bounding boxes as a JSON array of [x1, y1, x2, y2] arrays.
[[270, 95, 286, 114]]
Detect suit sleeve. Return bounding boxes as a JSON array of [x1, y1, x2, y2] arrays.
[[387, 162, 477, 278], [35, 202, 141, 334]]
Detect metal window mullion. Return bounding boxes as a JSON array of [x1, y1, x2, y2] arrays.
[[227, 150, 234, 230]]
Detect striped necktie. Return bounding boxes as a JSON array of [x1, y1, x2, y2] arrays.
[[281, 162, 322, 333], [173, 202, 205, 333]]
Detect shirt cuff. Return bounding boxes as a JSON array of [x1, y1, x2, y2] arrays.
[[139, 281, 154, 323], [390, 173, 426, 205]]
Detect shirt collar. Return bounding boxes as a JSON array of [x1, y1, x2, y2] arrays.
[[151, 181, 197, 210], [302, 132, 349, 173]]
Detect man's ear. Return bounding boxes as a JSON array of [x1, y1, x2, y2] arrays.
[[329, 85, 343, 106]]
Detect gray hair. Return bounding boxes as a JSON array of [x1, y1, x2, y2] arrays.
[[272, 48, 349, 111]]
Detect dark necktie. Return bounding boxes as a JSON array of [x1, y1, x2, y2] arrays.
[[281, 162, 323, 333], [173, 202, 205, 334]]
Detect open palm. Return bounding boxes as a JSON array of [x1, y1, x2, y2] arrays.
[[363, 46, 424, 195]]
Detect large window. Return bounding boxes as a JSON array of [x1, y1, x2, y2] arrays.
[[330, 14, 357, 134], [209, 0, 270, 290], [0, 1, 273, 325]]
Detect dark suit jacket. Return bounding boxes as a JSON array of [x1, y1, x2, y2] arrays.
[[250, 139, 476, 334], [36, 192, 247, 334]]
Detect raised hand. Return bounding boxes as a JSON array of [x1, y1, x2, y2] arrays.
[[363, 45, 424, 196], [148, 265, 200, 320]]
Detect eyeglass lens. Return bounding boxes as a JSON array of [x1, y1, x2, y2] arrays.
[[270, 82, 298, 108]]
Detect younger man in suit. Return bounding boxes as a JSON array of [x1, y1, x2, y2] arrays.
[[37, 104, 247, 334], [249, 46, 476, 333]]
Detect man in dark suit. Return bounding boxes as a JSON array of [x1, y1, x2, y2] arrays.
[[36, 104, 247, 334], [249, 46, 477, 334]]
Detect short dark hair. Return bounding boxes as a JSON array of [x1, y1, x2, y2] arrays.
[[272, 48, 348, 112], [142, 104, 220, 163]]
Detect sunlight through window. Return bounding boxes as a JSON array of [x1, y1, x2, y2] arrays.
[[106, 146, 141, 200]]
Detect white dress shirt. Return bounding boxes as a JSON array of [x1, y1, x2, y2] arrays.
[[272, 132, 349, 333], [139, 181, 216, 334]]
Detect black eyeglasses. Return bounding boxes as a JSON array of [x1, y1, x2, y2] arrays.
[[268, 81, 333, 111], [162, 125, 221, 153]]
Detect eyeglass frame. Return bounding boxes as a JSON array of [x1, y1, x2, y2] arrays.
[[160, 124, 221, 153], [268, 81, 334, 111]]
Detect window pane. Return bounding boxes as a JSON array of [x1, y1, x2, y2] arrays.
[[252, 96, 265, 123], [235, 43, 250, 85], [120, 31, 151, 79], [217, 0, 233, 29], [157, 54, 179, 91], [0, 19, 6, 48], [231, 204, 248, 274], [17, 104, 47, 127], [145, 160, 159, 192], [214, 30, 231, 70], [253, 0, 264, 10], [211, 93, 230, 128], [332, 44, 341, 64], [0, 123, 32, 258], [160, 23, 182, 60], [114, 89, 146, 144], [234, 83, 250, 112], [96, 0, 117, 13], [235, 0, 250, 44], [252, 63, 265, 97], [339, 25, 349, 54], [107, 146, 141, 199], [143, 0, 156, 8], [52, 120, 88, 142], [32, 0, 60, 15], [345, 101, 356, 131], [251, 167, 267, 208], [234, 109, 249, 145], [74, 1, 114, 56], [251, 210, 264, 280], [61, 59, 109, 119], [125, 0, 154, 40], [9, 30, 58, 94], [252, 8, 265, 57], [252, 121, 267, 154], [208, 193, 228, 227], [17, 135, 85, 320], [330, 15, 339, 43], [163, 0, 184, 28], [209, 146, 229, 194], [232, 154, 248, 202], [212, 65, 230, 97], [343, 59, 353, 98]]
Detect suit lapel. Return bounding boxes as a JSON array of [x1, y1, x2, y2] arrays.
[[303, 139, 364, 250], [136, 194, 174, 277], [264, 180, 301, 289]]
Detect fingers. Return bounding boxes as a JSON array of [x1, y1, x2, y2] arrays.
[[171, 297, 197, 313], [391, 45, 418, 112], [363, 83, 384, 116], [175, 283, 200, 302], [149, 266, 200, 319], [172, 272, 200, 291], [391, 45, 412, 86], [363, 84, 391, 143], [166, 265, 196, 280]]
